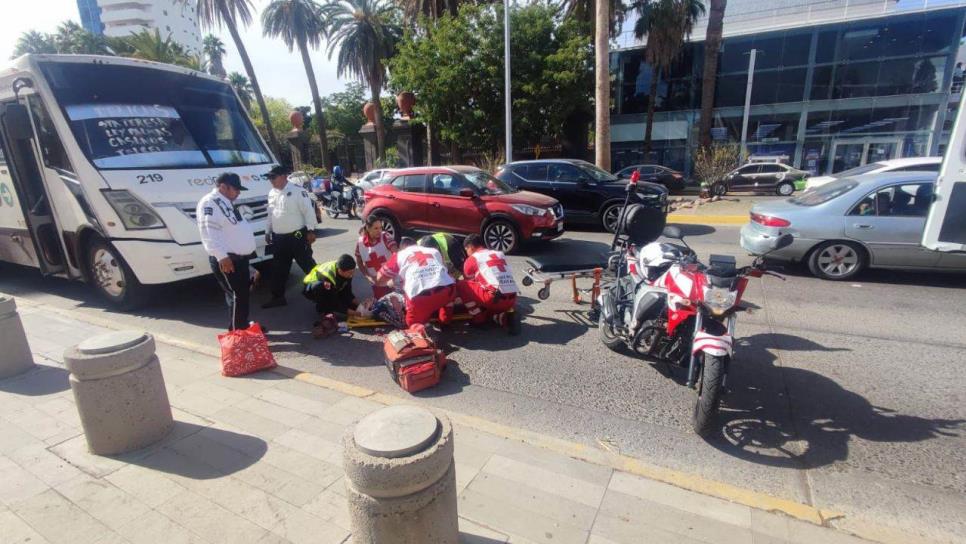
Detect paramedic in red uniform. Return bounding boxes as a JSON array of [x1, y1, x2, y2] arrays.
[[376, 237, 455, 327], [459, 234, 521, 335], [355, 215, 398, 299]]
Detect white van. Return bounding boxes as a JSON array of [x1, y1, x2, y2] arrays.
[[0, 55, 276, 307], [924, 118, 966, 252]]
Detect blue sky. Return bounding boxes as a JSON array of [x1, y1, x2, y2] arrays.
[[3, 0, 349, 107]]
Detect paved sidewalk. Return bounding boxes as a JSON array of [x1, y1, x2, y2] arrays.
[[0, 304, 875, 544]]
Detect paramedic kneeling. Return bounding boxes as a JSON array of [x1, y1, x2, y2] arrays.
[[376, 237, 455, 327], [302, 255, 358, 316], [459, 234, 521, 335]]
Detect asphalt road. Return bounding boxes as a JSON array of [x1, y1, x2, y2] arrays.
[[2, 220, 965, 542]]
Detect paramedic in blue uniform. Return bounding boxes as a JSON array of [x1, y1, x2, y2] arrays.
[[196, 172, 258, 331], [262, 166, 318, 308]]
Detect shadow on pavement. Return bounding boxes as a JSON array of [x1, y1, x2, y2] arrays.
[[458, 533, 506, 544], [666, 223, 717, 237], [706, 332, 965, 469], [0, 364, 70, 396], [778, 262, 966, 290], [125, 423, 267, 479]]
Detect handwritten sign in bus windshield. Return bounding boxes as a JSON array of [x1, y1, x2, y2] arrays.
[[65, 103, 206, 168]]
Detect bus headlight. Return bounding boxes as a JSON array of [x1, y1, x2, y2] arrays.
[[102, 190, 164, 230]]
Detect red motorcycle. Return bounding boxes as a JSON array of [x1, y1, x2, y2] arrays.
[[598, 225, 792, 435]]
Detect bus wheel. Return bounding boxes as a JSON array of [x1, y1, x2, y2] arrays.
[[85, 238, 148, 309]]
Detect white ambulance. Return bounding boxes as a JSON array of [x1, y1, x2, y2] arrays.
[[0, 55, 276, 307]]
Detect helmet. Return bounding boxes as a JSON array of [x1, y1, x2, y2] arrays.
[[638, 242, 677, 270], [333, 165, 344, 177]]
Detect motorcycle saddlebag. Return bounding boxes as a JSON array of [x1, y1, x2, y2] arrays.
[[384, 325, 445, 393]]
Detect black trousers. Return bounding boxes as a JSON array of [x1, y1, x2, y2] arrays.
[[269, 229, 316, 298], [303, 281, 354, 316], [210, 255, 251, 331]]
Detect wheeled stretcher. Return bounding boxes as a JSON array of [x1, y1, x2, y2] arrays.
[[521, 256, 615, 310]]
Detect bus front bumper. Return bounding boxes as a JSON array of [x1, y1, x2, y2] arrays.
[[111, 238, 270, 285]]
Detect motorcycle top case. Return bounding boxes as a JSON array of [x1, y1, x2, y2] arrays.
[[383, 325, 446, 393]]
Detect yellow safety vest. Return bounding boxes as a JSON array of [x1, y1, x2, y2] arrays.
[[432, 233, 451, 265], [303, 261, 339, 285]]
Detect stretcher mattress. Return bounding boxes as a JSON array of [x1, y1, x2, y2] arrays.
[[525, 258, 608, 273]]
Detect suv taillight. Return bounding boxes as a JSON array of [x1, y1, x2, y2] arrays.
[[751, 212, 790, 227]]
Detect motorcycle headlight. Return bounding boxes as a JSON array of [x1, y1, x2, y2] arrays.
[[511, 204, 549, 217], [703, 286, 737, 315], [102, 190, 164, 230]]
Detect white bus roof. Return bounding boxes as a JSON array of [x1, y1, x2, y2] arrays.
[[0, 54, 225, 86]]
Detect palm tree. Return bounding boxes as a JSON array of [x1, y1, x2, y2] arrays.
[[203, 34, 228, 78], [631, 0, 704, 156], [323, 0, 402, 160], [12, 31, 56, 58], [229, 72, 254, 111], [594, 0, 611, 170], [262, 0, 330, 169], [192, 0, 282, 157], [54, 21, 86, 52], [697, 0, 725, 149], [562, 0, 627, 38], [395, 0, 459, 23], [124, 29, 193, 65]]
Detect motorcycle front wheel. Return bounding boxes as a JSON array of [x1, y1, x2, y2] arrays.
[[325, 203, 340, 219], [598, 312, 624, 351], [692, 353, 727, 437]]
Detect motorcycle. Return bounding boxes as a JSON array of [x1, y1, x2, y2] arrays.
[[319, 183, 364, 219], [597, 225, 793, 436]]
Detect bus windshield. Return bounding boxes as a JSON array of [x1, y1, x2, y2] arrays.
[[39, 61, 272, 170]]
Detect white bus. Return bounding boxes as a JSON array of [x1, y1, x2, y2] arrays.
[[0, 54, 276, 307]]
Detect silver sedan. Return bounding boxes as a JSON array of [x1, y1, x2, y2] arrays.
[[739, 172, 966, 280]]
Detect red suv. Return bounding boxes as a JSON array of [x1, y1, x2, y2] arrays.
[[361, 166, 563, 253]]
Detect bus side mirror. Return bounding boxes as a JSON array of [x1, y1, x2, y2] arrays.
[[1, 103, 33, 141]]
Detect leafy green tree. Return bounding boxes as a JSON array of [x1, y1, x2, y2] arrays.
[[250, 96, 298, 144], [12, 31, 56, 57], [630, 0, 704, 155], [323, 0, 403, 160], [203, 34, 228, 77], [389, 4, 592, 156], [262, 0, 331, 169], [228, 72, 254, 111], [190, 0, 281, 157], [124, 29, 193, 65]]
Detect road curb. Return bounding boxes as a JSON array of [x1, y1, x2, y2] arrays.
[[16, 299, 887, 538], [666, 214, 748, 225]]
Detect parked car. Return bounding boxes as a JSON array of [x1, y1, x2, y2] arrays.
[[357, 168, 394, 191], [496, 159, 668, 233], [714, 163, 807, 196], [739, 172, 966, 280], [615, 164, 687, 192], [362, 166, 564, 253], [804, 157, 942, 191]]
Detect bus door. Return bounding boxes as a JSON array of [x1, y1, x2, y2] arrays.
[[0, 99, 66, 275]]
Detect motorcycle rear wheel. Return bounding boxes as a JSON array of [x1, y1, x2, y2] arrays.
[[598, 312, 624, 351], [325, 204, 340, 219], [692, 353, 727, 437]]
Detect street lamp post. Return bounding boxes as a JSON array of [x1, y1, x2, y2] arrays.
[[739, 48, 758, 159], [504, 0, 512, 164]]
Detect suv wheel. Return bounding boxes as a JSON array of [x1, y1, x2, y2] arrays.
[[601, 203, 623, 233], [483, 219, 519, 254]]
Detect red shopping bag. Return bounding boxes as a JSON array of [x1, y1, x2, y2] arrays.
[[217, 323, 277, 377]]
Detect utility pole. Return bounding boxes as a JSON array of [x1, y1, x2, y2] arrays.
[[739, 48, 758, 159], [504, 0, 512, 164]]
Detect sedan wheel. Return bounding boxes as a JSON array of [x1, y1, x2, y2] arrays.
[[601, 204, 623, 233], [483, 220, 519, 253], [809, 241, 865, 280], [776, 182, 795, 196]]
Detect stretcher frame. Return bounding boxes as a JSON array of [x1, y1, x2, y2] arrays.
[[521, 259, 615, 318]]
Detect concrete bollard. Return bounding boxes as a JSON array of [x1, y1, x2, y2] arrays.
[[0, 294, 35, 380], [343, 405, 459, 544], [65, 331, 173, 455]]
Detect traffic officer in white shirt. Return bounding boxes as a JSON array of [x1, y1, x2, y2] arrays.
[[196, 172, 258, 331], [262, 166, 318, 308]]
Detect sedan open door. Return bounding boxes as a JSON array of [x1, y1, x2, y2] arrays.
[[923, 115, 966, 252]]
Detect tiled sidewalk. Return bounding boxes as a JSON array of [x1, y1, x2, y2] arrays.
[[0, 304, 873, 544]]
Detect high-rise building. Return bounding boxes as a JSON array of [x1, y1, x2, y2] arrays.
[[76, 0, 203, 55], [609, 0, 966, 177]]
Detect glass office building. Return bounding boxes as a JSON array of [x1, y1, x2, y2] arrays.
[[610, 1, 966, 177], [76, 0, 104, 34]]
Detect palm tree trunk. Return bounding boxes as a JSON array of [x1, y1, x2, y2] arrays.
[[594, 0, 611, 171], [698, 0, 726, 149], [370, 70, 386, 160], [298, 37, 330, 170], [643, 69, 658, 157], [220, 5, 280, 158]]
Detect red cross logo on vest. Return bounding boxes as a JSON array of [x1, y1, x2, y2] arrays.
[[365, 253, 387, 271], [407, 251, 432, 266], [485, 253, 508, 272]]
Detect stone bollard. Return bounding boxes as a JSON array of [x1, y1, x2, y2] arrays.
[[0, 294, 35, 380], [343, 405, 459, 544], [65, 331, 173, 455]]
